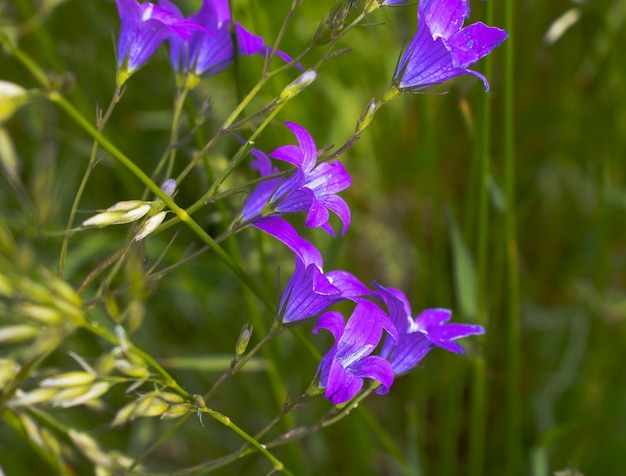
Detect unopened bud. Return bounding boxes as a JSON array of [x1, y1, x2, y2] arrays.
[[161, 178, 177, 198], [235, 322, 253, 356], [280, 70, 317, 101], [355, 99, 378, 135]]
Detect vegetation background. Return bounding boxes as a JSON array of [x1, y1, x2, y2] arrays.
[[1, 0, 625, 475]]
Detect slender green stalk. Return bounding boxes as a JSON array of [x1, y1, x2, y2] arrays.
[[503, 0, 521, 472], [57, 85, 121, 277], [468, 3, 495, 473], [201, 407, 291, 475]]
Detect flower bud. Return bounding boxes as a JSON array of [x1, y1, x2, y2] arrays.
[[235, 322, 253, 356], [355, 99, 378, 135], [161, 178, 177, 198], [279, 70, 317, 101]]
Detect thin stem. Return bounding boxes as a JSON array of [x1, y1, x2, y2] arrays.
[[57, 85, 121, 277], [503, 0, 521, 471]]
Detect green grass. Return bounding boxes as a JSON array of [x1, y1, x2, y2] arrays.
[[1, 0, 626, 474]]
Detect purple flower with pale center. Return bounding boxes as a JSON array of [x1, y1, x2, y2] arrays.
[[241, 122, 352, 237], [375, 283, 485, 375], [313, 301, 398, 404], [158, 0, 298, 76], [252, 215, 369, 323], [115, 0, 208, 73], [394, 0, 508, 91]]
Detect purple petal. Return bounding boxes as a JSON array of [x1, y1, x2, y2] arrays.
[[447, 22, 508, 68], [351, 356, 395, 395], [325, 271, 370, 299], [280, 261, 342, 324], [325, 360, 364, 404], [335, 301, 396, 364], [252, 216, 322, 268], [414, 308, 453, 330], [284, 122, 318, 172], [274, 186, 314, 214], [270, 144, 305, 168], [235, 22, 265, 56], [421, 0, 470, 40], [317, 194, 351, 236], [386, 333, 433, 375], [313, 311, 345, 343]]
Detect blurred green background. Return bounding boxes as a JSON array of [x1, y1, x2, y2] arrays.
[[1, 0, 625, 474]]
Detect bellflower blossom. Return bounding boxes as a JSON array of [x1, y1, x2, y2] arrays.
[[241, 122, 352, 237], [115, 0, 208, 74], [313, 301, 398, 404], [375, 284, 485, 375], [252, 215, 369, 324], [394, 0, 508, 91], [158, 0, 297, 76]]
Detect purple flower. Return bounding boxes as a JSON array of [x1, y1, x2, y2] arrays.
[[375, 284, 485, 375], [252, 215, 369, 323], [115, 0, 207, 73], [158, 0, 297, 76], [394, 0, 508, 91], [241, 122, 352, 237], [313, 301, 398, 404]]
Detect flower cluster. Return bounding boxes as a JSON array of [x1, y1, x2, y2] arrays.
[[113, 0, 506, 406], [239, 121, 485, 404], [115, 0, 297, 83]]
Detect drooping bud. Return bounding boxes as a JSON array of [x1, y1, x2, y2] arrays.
[[235, 322, 253, 356], [279, 70, 317, 102], [355, 99, 378, 136]]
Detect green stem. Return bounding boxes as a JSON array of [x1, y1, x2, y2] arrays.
[[503, 0, 521, 472], [202, 407, 291, 475]]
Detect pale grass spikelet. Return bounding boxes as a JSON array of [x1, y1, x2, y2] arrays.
[[10, 388, 58, 407], [0, 324, 40, 344], [82, 200, 152, 227], [51, 381, 111, 408], [0, 358, 20, 388], [134, 210, 167, 241], [40, 371, 96, 388], [112, 391, 192, 426], [0, 80, 29, 123]]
